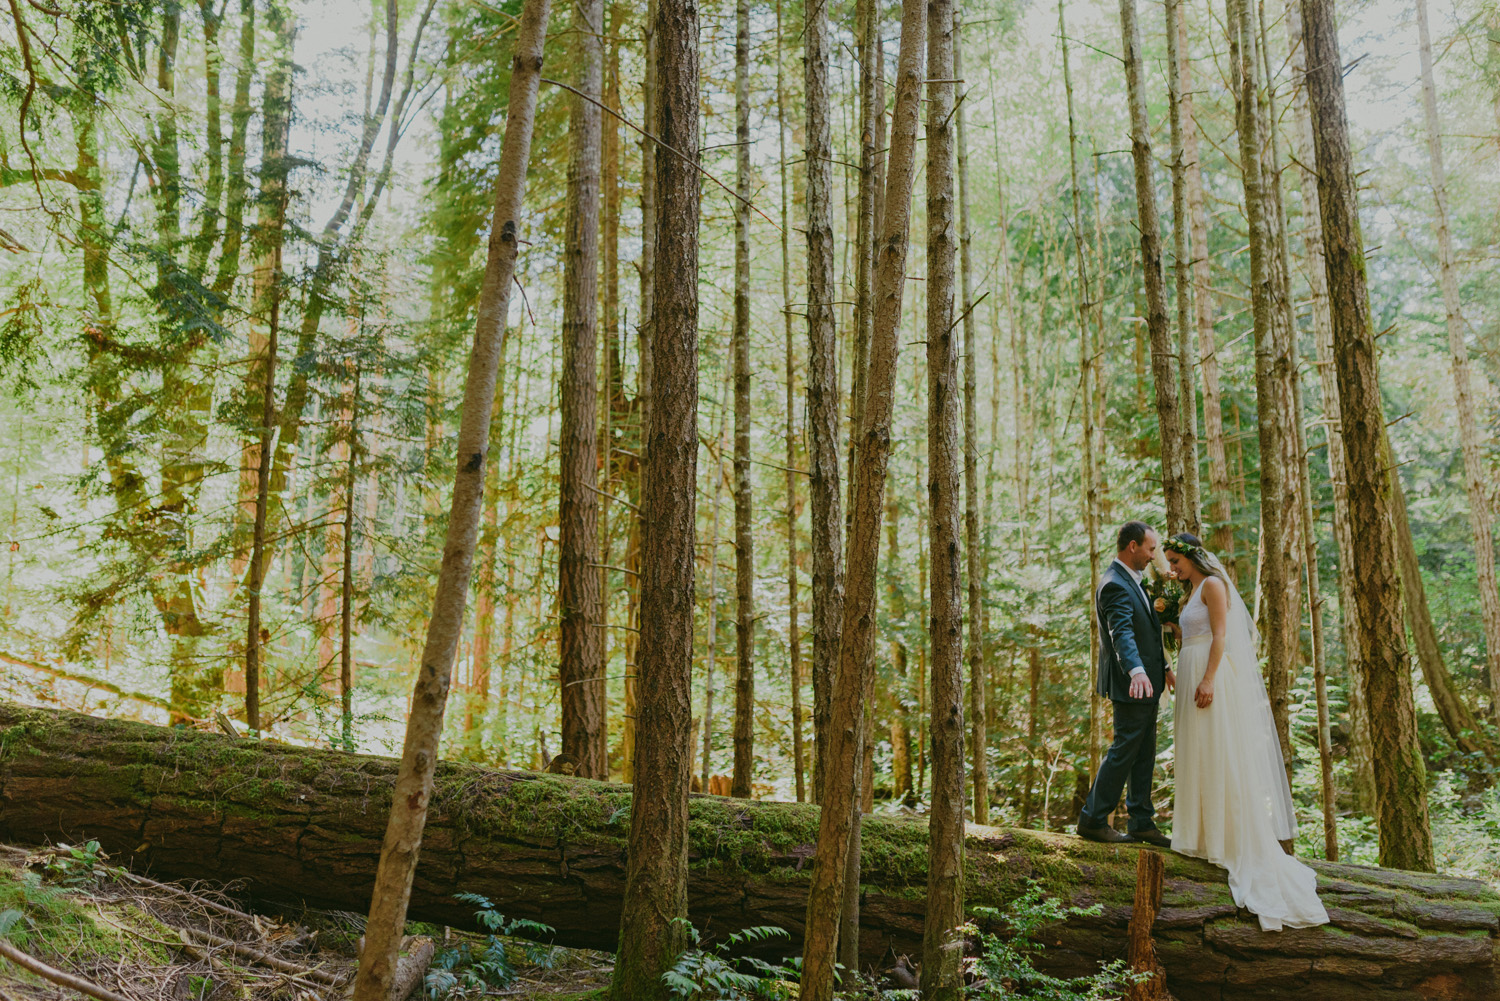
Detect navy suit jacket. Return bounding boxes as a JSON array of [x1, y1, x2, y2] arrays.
[[1095, 561, 1167, 703]]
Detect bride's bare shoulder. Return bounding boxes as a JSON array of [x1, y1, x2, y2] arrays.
[[1201, 576, 1228, 600]]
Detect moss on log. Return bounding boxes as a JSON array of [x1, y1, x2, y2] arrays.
[[0, 704, 1495, 1000]]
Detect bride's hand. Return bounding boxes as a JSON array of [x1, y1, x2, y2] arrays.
[[1194, 678, 1214, 709]]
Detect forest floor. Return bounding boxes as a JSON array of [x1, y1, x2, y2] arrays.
[[0, 840, 618, 1001]]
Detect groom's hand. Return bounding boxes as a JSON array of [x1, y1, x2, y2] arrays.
[[1128, 672, 1154, 699]]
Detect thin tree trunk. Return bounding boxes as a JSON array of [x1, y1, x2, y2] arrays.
[[1299, 0, 1435, 873], [1416, 0, 1500, 727], [212, 0, 254, 300], [608, 0, 699, 987], [348, 0, 552, 993], [1227, 0, 1295, 784], [776, 0, 805, 805], [953, 7, 987, 828], [924, 4, 966, 972], [805, 0, 845, 804], [1166, 0, 1202, 535], [1179, 14, 1233, 568], [340, 367, 361, 751], [558, 0, 606, 780], [730, 0, 755, 800], [798, 0, 924, 990], [466, 385, 504, 757], [1120, 0, 1187, 534], [1058, 0, 1102, 778], [701, 401, 727, 791]]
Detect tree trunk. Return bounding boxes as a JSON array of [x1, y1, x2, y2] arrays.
[[701, 405, 727, 791], [1119, 0, 1187, 535], [1389, 457, 1498, 762], [1058, 0, 1103, 778], [953, 8, 987, 830], [1227, 0, 1295, 785], [1165, 0, 1202, 536], [730, 0, 755, 800], [339, 367, 361, 752], [1300, 0, 1435, 874], [609, 0, 699, 989], [466, 385, 505, 758], [776, 0, 805, 805], [1178, 10, 1234, 569], [4, 705, 1498, 1001], [1416, 0, 1500, 729], [804, 0, 844, 805], [558, 0, 606, 780], [1284, 0, 1372, 815], [922, 3, 964, 995], [798, 0, 924, 990], [348, 0, 552, 993]]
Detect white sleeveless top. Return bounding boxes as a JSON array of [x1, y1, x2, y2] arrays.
[[1180, 584, 1211, 640]]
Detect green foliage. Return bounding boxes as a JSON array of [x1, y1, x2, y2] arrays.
[[37, 839, 110, 888], [424, 892, 558, 999], [662, 922, 798, 1001], [967, 883, 1147, 1000]]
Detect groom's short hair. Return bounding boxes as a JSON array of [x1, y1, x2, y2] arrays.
[[1117, 520, 1153, 551]]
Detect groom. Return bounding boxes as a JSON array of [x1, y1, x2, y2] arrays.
[[1077, 520, 1174, 847]]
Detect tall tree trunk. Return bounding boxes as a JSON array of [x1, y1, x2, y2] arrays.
[[1119, 0, 1187, 534], [887, 488, 912, 802], [558, 0, 606, 780], [348, 0, 552, 993], [1058, 0, 1102, 777], [1390, 458, 1498, 761], [730, 0, 755, 800], [1227, 0, 1295, 784], [776, 0, 805, 805], [1166, 0, 1202, 535], [212, 0, 254, 300], [798, 0, 924, 989], [466, 385, 505, 758], [1299, 0, 1435, 873], [1285, 0, 1372, 814], [701, 404, 727, 790], [623, 0, 660, 786], [339, 367, 361, 751], [1178, 13, 1233, 569], [1416, 0, 1500, 727], [609, 0, 699, 988], [804, 0, 844, 804], [923, 0, 966, 985], [953, 7, 987, 828]]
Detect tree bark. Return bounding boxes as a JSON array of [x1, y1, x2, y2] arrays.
[[1415, 0, 1500, 730], [1300, 0, 1436, 873], [1165, 0, 1202, 536], [339, 367, 361, 752], [1059, 0, 1102, 778], [558, 0, 606, 781], [797, 0, 924, 991], [1227, 0, 1296, 785], [348, 0, 552, 993], [730, 0, 755, 800], [1178, 10, 1234, 568], [804, 0, 844, 805], [1389, 457, 1498, 762], [609, 0, 698, 989], [701, 403, 727, 791], [4, 705, 1498, 1001], [775, 0, 805, 805], [923, 2, 964, 995], [1119, 0, 1187, 535], [953, 7, 987, 830]]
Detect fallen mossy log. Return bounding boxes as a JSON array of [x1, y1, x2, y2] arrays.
[[0, 704, 1495, 1000]]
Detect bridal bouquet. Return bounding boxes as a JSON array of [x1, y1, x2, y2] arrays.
[[1143, 564, 1186, 628]]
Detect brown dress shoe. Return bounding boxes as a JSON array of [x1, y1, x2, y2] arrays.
[[1077, 824, 1135, 844], [1131, 828, 1172, 848]]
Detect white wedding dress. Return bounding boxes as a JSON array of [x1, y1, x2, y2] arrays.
[[1171, 578, 1329, 931]]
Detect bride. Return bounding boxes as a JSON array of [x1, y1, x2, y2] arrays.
[[1164, 532, 1328, 932]]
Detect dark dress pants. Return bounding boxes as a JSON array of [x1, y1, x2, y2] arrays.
[[1077, 698, 1159, 832]]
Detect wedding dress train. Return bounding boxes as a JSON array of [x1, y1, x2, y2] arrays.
[[1171, 580, 1329, 932]]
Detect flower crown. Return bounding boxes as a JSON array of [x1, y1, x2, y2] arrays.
[[1163, 537, 1206, 558]]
